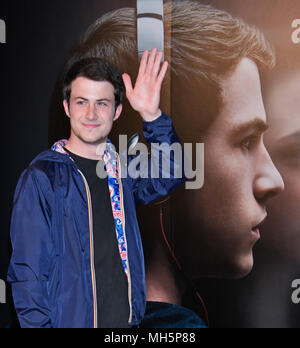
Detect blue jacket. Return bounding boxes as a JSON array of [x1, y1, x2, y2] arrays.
[[7, 114, 185, 328]]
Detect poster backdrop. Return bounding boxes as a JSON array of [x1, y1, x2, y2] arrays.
[[0, 0, 299, 328]]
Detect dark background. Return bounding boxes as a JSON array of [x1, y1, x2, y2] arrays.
[[0, 0, 135, 328], [1, 0, 300, 328]]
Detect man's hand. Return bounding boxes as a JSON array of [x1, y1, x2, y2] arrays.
[[122, 48, 168, 122]]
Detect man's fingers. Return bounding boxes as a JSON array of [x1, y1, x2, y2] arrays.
[[145, 48, 158, 75], [157, 61, 169, 85], [152, 51, 164, 78], [139, 50, 149, 76], [122, 73, 133, 96]]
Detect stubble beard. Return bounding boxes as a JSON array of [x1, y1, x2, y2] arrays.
[[77, 132, 108, 146]]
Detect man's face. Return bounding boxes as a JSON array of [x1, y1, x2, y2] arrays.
[[63, 77, 122, 146], [260, 71, 300, 264], [173, 58, 284, 279]]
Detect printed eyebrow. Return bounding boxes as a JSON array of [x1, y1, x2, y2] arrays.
[[231, 118, 269, 138]]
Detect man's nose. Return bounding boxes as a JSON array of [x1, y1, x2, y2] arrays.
[[254, 150, 285, 204], [86, 104, 97, 120]]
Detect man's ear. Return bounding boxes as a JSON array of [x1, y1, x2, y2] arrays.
[[113, 103, 123, 122], [63, 99, 71, 118]]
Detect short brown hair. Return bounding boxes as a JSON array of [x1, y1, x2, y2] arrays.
[[62, 57, 125, 108], [71, 0, 275, 137]]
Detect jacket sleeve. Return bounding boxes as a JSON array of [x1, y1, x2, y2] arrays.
[[7, 167, 54, 328], [129, 113, 186, 205]]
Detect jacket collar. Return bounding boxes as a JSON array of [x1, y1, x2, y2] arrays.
[[51, 139, 118, 174]]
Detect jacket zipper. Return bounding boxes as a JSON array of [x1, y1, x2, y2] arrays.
[[116, 154, 133, 325], [78, 154, 133, 327], [78, 170, 98, 329]]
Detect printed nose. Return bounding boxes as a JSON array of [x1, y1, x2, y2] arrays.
[[254, 153, 285, 205]]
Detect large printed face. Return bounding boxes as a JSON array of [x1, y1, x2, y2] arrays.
[[260, 71, 300, 263], [63, 77, 122, 146], [173, 58, 284, 279]]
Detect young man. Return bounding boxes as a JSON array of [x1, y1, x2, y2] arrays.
[[220, 67, 300, 328], [74, 0, 285, 328], [7, 50, 185, 328]]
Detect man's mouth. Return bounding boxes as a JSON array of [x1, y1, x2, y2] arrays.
[[251, 227, 261, 239], [82, 123, 101, 129], [251, 216, 267, 239]]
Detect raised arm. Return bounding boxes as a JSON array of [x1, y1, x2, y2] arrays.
[[122, 48, 168, 122]]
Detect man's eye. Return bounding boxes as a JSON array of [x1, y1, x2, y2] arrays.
[[97, 102, 107, 107], [241, 135, 260, 150], [77, 101, 87, 106]]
